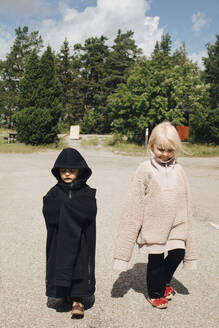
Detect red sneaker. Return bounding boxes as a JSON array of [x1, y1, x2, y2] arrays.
[[148, 297, 168, 309], [164, 286, 176, 300]]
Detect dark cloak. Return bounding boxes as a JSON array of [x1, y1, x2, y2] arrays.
[[42, 148, 97, 298]]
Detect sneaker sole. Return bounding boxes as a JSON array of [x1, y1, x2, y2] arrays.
[[148, 298, 168, 309], [71, 314, 84, 319]]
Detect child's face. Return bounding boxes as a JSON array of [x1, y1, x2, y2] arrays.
[[152, 138, 175, 162], [59, 168, 79, 183]]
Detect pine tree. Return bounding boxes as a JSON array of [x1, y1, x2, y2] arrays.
[[0, 26, 43, 127], [18, 49, 40, 109], [160, 33, 172, 56], [103, 30, 142, 132], [56, 38, 74, 122], [36, 46, 61, 109], [13, 46, 61, 145], [105, 29, 142, 89], [72, 36, 110, 133]]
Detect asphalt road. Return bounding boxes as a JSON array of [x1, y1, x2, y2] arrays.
[[0, 141, 218, 328]]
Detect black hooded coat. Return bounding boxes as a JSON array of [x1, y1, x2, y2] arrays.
[[42, 148, 97, 298]]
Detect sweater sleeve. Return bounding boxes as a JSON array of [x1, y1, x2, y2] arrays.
[[181, 167, 198, 270], [114, 163, 146, 264]]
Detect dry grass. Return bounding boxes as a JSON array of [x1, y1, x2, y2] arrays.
[[80, 134, 219, 157], [181, 143, 219, 157]]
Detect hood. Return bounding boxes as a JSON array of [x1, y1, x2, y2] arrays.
[[51, 148, 92, 182]]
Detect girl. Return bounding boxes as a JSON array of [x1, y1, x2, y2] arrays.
[[114, 122, 197, 309]]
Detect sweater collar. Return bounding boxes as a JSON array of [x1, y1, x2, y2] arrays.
[[150, 152, 176, 169]]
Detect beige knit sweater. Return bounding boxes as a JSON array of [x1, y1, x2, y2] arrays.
[[114, 157, 197, 271]]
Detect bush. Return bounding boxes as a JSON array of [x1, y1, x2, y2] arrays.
[[57, 121, 70, 134], [13, 106, 60, 145], [190, 106, 219, 144], [80, 107, 104, 134]]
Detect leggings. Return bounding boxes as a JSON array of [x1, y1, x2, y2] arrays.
[[147, 248, 185, 299]]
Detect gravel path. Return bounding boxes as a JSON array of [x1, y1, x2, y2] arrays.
[[0, 139, 219, 328]]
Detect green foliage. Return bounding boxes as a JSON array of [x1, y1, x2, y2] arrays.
[[0, 127, 67, 153], [36, 46, 61, 109], [14, 46, 61, 145], [18, 49, 40, 109], [109, 35, 208, 143], [202, 35, 219, 109], [13, 107, 59, 145], [56, 39, 74, 122], [73, 36, 110, 132], [70, 30, 142, 133], [0, 26, 43, 126], [80, 107, 104, 134], [192, 35, 219, 144], [1, 25, 218, 144], [105, 29, 142, 88], [190, 106, 219, 144]]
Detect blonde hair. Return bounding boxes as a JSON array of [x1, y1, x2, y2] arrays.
[[148, 121, 182, 155]]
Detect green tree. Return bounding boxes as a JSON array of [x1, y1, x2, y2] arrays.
[[13, 106, 60, 145], [190, 35, 219, 143], [18, 49, 40, 109], [102, 30, 142, 132], [160, 33, 172, 56], [0, 26, 43, 127], [72, 36, 110, 133], [14, 46, 61, 145], [202, 35, 219, 108], [105, 29, 142, 89], [0, 60, 9, 124], [56, 38, 74, 122], [109, 35, 207, 143], [36, 46, 61, 109], [69, 30, 142, 133]]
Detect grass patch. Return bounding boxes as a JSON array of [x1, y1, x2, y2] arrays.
[[81, 136, 100, 147], [80, 135, 112, 149], [0, 128, 68, 153], [106, 139, 146, 156], [181, 143, 219, 157], [80, 134, 219, 157], [80, 135, 146, 156]]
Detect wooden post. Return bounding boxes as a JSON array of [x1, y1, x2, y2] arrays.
[[145, 127, 149, 147]]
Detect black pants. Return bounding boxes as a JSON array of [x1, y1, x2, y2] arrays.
[[147, 248, 185, 299]]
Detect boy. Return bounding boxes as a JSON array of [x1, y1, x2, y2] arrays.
[[43, 148, 97, 319]]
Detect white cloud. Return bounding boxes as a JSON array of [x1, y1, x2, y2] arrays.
[[34, 0, 163, 56], [189, 50, 207, 70], [192, 12, 207, 32], [0, 0, 163, 59]]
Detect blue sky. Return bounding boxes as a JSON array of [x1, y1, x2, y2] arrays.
[[0, 0, 218, 68]]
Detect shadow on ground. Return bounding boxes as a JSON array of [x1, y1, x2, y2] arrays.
[[111, 263, 189, 298]]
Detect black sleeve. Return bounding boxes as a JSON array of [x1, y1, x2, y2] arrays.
[[42, 186, 60, 226]]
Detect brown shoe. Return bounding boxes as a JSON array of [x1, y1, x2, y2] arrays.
[[71, 302, 84, 319]]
